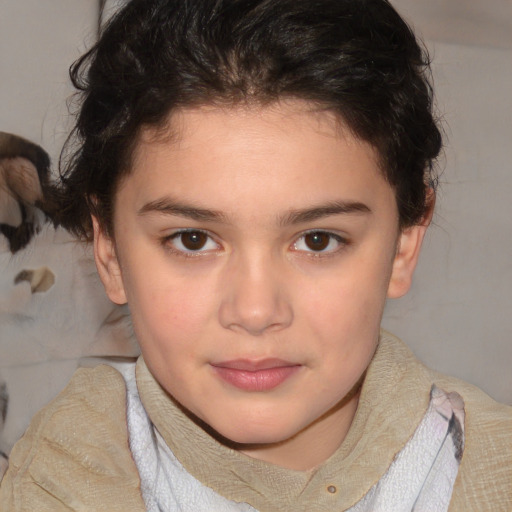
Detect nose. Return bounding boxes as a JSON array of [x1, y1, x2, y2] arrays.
[[218, 251, 293, 336]]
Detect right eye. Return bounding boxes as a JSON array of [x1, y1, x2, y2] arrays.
[[166, 230, 219, 254]]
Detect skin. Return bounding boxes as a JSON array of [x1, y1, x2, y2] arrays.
[[94, 100, 429, 470]]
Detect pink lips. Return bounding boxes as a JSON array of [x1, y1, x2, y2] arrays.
[[211, 359, 301, 391]]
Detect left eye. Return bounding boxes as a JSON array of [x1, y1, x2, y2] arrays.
[[293, 231, 345, 253], [168, 230, 219, 253]]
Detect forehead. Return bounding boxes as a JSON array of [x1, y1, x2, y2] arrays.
[[119, 99, 395, 222], [135, 99, 378, 163]]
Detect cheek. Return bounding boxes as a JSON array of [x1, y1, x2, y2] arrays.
[[125, 267, 218, 349], [302, 253, 392, 327], [297, 251, 393, 381], [127, 280, 212, 391]]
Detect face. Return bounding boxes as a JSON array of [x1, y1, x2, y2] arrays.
[[94, 100, 427, 469]]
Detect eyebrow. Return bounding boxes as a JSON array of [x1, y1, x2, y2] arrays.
[[279, 200, 371, 225], [137, 197, 371, 224], [137, 197, 228, 222]]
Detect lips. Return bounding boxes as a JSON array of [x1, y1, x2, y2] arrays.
[[211, 359, 301, 391]]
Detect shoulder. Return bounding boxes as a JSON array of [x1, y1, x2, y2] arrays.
[[378, 331, 511, 432], [378, 331, 511, 511], [430, 368, 511, 457], [432, 370, 512, 426], [0, 364, 145, 511], [431, 371, 512, 511]]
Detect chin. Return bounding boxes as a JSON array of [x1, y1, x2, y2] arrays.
[[210, 416, 302, 447]]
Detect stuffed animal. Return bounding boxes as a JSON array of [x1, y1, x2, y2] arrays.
[[0, 132, 53, 254], [0, 132, 139, 478]]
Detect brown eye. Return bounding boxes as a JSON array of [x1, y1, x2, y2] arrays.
[[293, 231, 345, 254], [304, 232, 331, 251], [168, 230, 218, 253], [180, 231, 208, 251]]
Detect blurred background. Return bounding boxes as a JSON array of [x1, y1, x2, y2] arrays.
[[384, 0, 512, 404], [0, 0, 510, 457]]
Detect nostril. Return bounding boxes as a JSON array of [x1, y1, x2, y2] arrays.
[[14, 266, 55, 293]]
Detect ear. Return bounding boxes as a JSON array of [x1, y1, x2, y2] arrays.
[[92, 216, 127, 305], [387, 191, 434, 299]]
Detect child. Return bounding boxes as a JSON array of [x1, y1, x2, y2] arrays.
[[1, 0, 510, 510]]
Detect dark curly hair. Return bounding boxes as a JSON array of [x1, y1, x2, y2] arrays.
[[56, 0, 442, 240]]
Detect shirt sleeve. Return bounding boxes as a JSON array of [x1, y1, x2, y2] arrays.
[[0, 365, 145, 511]]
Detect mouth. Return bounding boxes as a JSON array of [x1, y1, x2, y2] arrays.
[[210, 359, 301, 392]]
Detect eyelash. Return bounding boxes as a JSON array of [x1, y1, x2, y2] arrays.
[[292, 230, 349, 256], [161, 229, 349, 258], [162, 229, 220, 257]]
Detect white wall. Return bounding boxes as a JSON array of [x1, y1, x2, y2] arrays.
[[0, 0, 97, 163], [383, 3, 512, 404]]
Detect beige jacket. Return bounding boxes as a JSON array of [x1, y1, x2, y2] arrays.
[[1, 332, 511, 511]]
